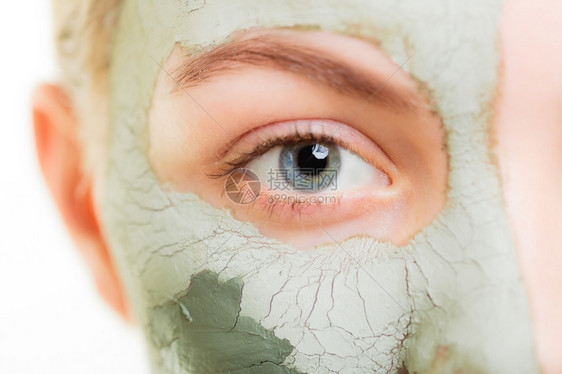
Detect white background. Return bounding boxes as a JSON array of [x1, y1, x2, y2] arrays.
[[0, 2, 150, 373]]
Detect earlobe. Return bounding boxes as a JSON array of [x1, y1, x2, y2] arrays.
[[32, 83, 132, 322]]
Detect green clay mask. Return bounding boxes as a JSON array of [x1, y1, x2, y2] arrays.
[[103, 0, 538, 372]]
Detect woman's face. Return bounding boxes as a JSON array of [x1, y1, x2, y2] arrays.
[[101, 0, 561, 372]]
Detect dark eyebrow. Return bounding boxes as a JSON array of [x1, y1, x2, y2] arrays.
[[169, 34, 417, 111]]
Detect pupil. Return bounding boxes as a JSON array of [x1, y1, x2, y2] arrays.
[[296, 144, 328, 176]]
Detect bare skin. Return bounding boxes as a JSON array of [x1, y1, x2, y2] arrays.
[[495, 1, 562, 370]]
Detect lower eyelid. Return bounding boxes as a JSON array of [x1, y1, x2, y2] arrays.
[[251, 191, 342, 221], [240, 183, 403, 229]]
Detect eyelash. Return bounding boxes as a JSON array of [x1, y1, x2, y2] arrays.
[[208, 130, 348, 180]]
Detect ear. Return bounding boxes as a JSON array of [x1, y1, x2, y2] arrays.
[[32, 83, 131, 322]]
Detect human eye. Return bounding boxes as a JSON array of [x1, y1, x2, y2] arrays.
[[211, 119, 393, 221]]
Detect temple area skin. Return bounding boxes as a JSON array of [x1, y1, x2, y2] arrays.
[[32, 0, 562, 372]]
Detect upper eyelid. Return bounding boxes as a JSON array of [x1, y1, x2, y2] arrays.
[[208, 119, 398, 181], [214, 119, 337, 160], [168, 34, 419, 112]]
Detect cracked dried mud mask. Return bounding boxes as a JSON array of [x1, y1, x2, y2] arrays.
[[102, 0, 539, 372]]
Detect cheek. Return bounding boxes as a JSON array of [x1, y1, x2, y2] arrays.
[[135, 187, 531, 373], [147, 240, 416, 372], [496, 1, 562, 370]]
